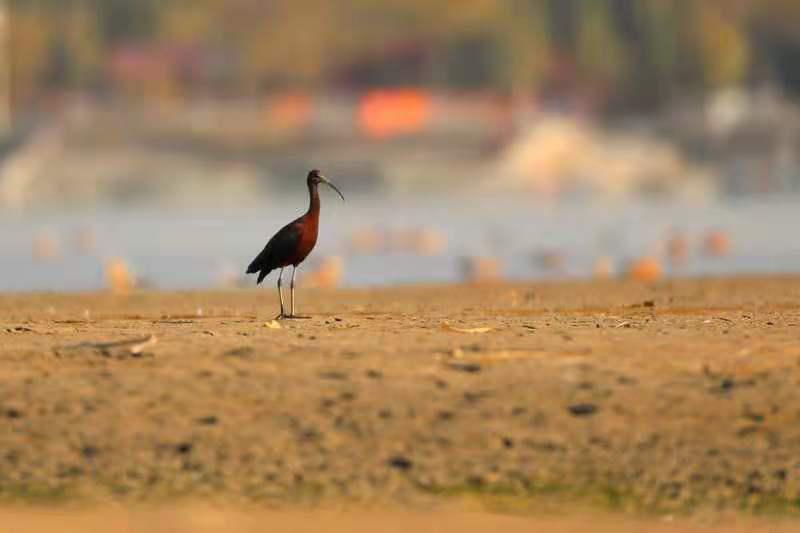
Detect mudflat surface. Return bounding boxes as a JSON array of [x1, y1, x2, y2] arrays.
[[1, 278, 800, 519], [0, 507, 797, 533]]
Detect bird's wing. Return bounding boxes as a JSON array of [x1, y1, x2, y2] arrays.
[[246, 221, 303, 277]]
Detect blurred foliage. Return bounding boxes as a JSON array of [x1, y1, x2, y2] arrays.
[[692, 6, 751, 88], [577, 0, 628, 88], [2, 0, 800, 110]]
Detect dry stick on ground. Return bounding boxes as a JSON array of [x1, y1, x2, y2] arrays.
[[53, 335, 157, 358]]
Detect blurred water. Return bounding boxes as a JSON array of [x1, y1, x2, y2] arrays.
[[2, 194, 800, 292]]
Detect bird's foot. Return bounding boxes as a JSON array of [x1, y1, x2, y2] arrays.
[[282, 314, 311, 320]]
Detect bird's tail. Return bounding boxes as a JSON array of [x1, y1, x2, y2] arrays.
[[245, 265, 271, 285], [246, 256, 271, 285], [256, 268, 271, 284], [247, 245, 273, 284]]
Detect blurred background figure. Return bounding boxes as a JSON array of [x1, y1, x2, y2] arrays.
[[0, 1, 798, 292], [593, 256, 615, 280], [389, 228, 448, 256], [104, 257, 135, 295], [348, 228, 387, 255], [32, 230, 59, 262], [665, 229, 690, 267], [626, 256, 663, 284], [74, 226, 97, 255], [460, 256, 504, 284], [703, 228, 733, 258], [301, 256, 345, 289], [533, 248, 568, 274]]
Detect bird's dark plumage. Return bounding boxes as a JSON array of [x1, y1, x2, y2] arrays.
[[246, 221, 303, 284]]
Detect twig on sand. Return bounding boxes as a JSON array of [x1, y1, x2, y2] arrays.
[[441, 323, 493, 334], [54, 334, 157, 358], [5, 326, 38, 334]]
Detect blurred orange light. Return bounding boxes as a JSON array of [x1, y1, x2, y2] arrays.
[[626, 257, 663, 283], [268, 92, 312, 131], [359, 89, 431, 139]]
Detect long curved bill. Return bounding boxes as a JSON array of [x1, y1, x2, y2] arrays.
[[319, 175, 345, 201]]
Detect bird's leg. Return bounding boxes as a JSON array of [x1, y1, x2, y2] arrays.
[[276, 267, 286, 319], [285, 265, 310, 319], [290, 265, 296, 317]]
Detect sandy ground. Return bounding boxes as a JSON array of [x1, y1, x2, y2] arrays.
[[0, 506, 798, 533], [2, 277, 800, 529]]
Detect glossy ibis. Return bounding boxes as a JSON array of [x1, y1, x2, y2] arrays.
[[246, 169, 344, 318]]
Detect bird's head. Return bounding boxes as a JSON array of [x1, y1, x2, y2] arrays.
[[307, 169, 345, 201]]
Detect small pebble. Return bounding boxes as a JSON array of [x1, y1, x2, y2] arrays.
[[81, 445, 99, 459], [196, 415, 219, 426], [448, 361, 481, 373], [175, 442, 193, 454], [568, 403, 598, 417], [387, 455, 413, 471], [5, 408, 23, 419]]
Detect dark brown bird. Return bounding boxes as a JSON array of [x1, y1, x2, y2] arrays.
[[246, 169, 344, 319]]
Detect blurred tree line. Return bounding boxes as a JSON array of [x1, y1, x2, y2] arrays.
[[5, 0, 800, 112]]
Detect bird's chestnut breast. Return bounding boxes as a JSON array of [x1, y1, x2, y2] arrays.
[[292, 218, 319, 265]]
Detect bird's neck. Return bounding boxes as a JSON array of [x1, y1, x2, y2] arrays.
[[306, 183, 320, 216]]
